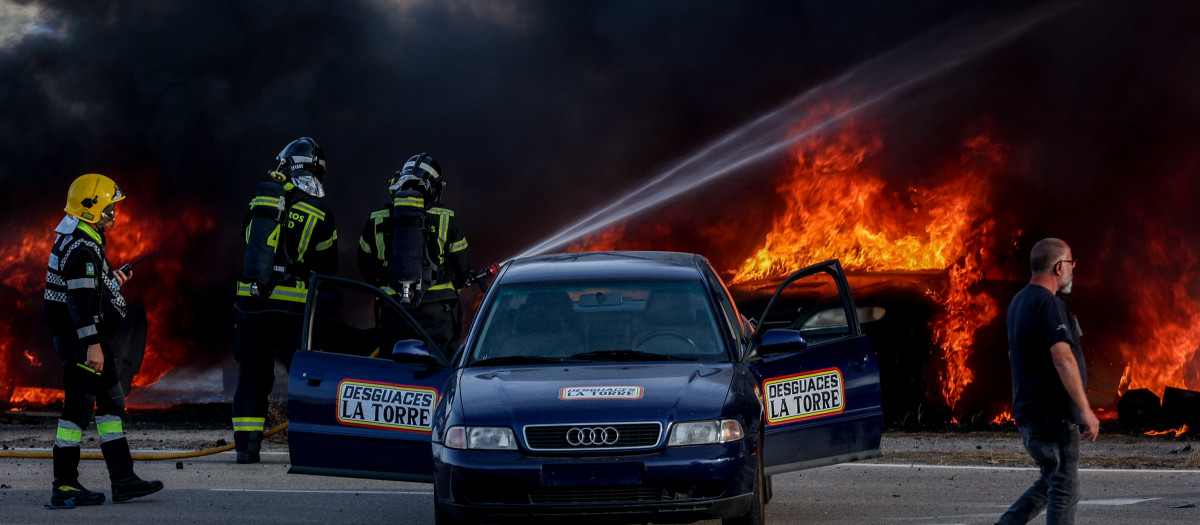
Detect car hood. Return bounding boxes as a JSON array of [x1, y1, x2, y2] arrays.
[[456, 362, 735, 426]]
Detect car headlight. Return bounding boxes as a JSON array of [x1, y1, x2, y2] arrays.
[[443, 426, 518, 450], [667, 419, 744, 446]]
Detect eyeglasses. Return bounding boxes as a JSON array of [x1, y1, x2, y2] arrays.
[[1056, 259, 1076, 269]]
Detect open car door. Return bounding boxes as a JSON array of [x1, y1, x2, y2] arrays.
[[288, 275, 452, 482], [745, 260, 883, 475]]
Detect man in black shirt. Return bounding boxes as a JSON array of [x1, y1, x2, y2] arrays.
[[997, 238, 1098, 525]]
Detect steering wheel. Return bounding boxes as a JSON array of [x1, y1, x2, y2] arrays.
[[633, 330, 699, 350]]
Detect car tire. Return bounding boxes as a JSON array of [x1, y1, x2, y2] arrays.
[[433, 483, 469, 525], [722, 454, 765, 525]]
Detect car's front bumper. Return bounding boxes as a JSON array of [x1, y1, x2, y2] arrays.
[[433, 441, 758, 523]]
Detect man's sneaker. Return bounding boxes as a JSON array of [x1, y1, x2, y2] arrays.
[[111, 476, 163, 503], [235, 450, 260, 464], [50, 483, 106, 508]]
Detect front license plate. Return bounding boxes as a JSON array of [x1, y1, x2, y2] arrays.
[[541, 462, 645, 487]]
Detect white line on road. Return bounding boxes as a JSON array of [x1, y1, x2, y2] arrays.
[[859, 462, 1200, 474], [211, 488, 431, 495]]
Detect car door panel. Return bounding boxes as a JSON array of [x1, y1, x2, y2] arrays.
[[287, 274, 451, 483], [288, 350, 450, 482], [746, 260, 883, 475]]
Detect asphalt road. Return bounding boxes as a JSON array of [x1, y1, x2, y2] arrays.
[[2, 447, 1197, 524]]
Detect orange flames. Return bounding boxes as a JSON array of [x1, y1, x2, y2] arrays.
[[991, 409, 1014, 425], [1115, 230, 1200, 399], [1143, 424, 1190, 438], [731, 116, 1002, 411], [9, 387, 63, 406], [568, 111, 1005, 413], [1, 199, 215, 407]]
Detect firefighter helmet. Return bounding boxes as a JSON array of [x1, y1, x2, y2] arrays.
[[270, 137, 327, 198], [272, 137, 326, 181], [65, 173, 125, 224], [389, 153, 444, 201]]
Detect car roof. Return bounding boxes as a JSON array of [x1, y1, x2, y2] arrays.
[[498, 251, 711, 284]]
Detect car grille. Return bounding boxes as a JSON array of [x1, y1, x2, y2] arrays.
[[462, 483, 727, 505], [523, 422, 662, 451]]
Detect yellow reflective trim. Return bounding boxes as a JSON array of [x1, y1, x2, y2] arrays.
[[429, 282, 455, 291], [56, 427, 83, 443], [392, 196, 424, 208], [374, 227, 386, 262], [370, 209, 390, 220], [358, 236, 372, 253], [236, 282, 309, 303], [75, 363, 100, 376], [250, 196, 281, 208], [449, 238, 468, 252], [232, 417, 265, 431], [97, 420, 124, 435], [77, 222, 102, 243], [292, 201, 327, 221], [315, 231, 337, 251]]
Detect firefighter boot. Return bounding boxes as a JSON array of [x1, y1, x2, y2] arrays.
[[234, 430, 263, 464], [50, 446, 106, 507], [102, 438, 163, 502]]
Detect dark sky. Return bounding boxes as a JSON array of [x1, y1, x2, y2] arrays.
[[2, 1, 1199, 375]]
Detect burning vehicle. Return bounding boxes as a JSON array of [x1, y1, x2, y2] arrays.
[[286, 251, 883, 524]]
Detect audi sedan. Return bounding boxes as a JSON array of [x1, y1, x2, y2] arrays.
[[287, 251, 883, 524]]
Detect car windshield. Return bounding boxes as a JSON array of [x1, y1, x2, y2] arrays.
[[468, 279, 727, 364]]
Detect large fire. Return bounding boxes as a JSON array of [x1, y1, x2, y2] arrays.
[[570, 112, 1004, 413], [732, 117, 1002, 411], [0, 197, 215, 408]]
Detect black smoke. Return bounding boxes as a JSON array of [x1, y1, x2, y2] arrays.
[[2, 0, 1199, 391]]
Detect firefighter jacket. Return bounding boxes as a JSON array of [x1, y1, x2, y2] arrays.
[[357, 200, 470, 304], [235, 192, 338, 314], [43, 217, 128, 347]]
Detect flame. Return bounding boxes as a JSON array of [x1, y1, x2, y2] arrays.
[[731, 124, 1001, 280], [9, 387, 64, 406], [23, 348, 42, 367], [991, 409, 1014, 425], [1144, 424, 1190, 438], [927, 252, 999, 409], [1114, 229, 1200, 398], [729, 114, 1002, 411]]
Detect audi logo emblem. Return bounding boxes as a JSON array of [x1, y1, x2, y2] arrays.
[[565, 426, 620, 446]]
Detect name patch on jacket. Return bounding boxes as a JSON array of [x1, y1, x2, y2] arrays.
[[560, 386, 643, 400], [763, 368, 844, 425], [336, 379, 437, 433]]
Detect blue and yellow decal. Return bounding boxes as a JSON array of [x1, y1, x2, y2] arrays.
[[763, 367, 844, 425], [335, 379, 438, 433]]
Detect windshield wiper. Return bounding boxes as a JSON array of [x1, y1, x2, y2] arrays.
[[471, 355, 565, 367], [568, 350, 697, 362]]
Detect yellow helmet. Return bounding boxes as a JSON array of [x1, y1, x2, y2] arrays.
[[65, 173, 125, 224]]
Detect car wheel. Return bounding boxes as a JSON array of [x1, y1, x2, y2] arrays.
[[433, 483, 468, 525], [722, 454, 765, 525]]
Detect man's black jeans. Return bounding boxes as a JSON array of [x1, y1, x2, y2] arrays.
[[997, 416, 1081, 524]]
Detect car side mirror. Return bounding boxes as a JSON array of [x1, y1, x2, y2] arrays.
[[392, 339, 439, 365], [755, 328, 808, 356]]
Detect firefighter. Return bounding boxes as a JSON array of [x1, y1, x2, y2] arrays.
[[43, 174, 163, 507], [357, 153, 470, 359], [232, 137, 337, 464]]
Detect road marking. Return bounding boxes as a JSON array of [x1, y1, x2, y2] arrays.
[[858, 463, 1200, 474], [886, 499, 1159, 521], [1080, 497, 1159, 505], [211, 488, 431, 495]]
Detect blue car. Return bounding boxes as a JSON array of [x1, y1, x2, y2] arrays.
[[288, 251, 882, 524]]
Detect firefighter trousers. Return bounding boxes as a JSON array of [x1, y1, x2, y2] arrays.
[[232, 311, 301, 442]]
